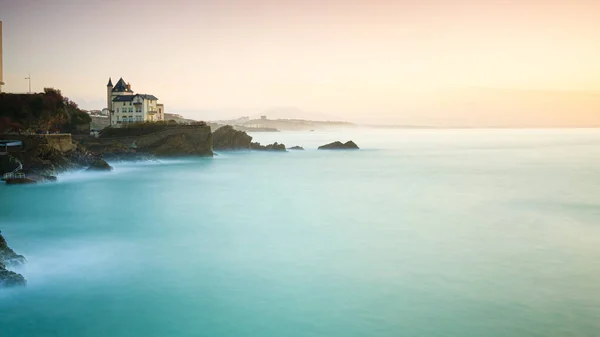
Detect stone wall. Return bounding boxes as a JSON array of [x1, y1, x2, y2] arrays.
[[90, 115, 110, 130]]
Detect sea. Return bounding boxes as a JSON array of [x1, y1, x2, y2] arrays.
[[1, 128, 600, 337]]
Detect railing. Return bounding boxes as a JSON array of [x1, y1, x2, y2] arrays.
[[2, 172, 25, 179], [1, 158, 24, 179]]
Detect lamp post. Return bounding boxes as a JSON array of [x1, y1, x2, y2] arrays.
[[25, 74, 30, 93]]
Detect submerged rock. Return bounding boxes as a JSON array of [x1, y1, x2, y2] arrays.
[[318, 141, 359, 150], [212, 125, 253, 150], [250, 142, 286, 151], [87, 159, 113, 171], [288, 146, 304, 150], [0, 234, 27, 288]]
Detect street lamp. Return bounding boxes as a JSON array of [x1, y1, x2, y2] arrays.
[[25, 74, 30, 93]]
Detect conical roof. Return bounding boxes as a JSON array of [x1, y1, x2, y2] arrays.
[[112, 78, 132, 92]]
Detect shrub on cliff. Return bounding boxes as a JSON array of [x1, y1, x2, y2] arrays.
[[0, 88, 90, 133]]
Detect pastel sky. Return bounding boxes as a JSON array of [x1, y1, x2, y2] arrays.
[[1, 0, 599, 126]]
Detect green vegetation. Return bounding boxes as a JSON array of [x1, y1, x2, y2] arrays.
[[0, 88, 91, 133]]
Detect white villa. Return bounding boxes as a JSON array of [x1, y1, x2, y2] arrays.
[[105, 77, 165, 126]]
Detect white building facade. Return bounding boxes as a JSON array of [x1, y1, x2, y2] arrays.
[[106, 77, 165, 126]]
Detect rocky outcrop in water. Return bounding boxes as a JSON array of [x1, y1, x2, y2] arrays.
[[212, 125, 253, 150], [250, 142, 286, 151], [288, 146, 304, 150], [0, 234, 27, 288], [87, 159, 113, 171], [318, 141, 359, 150]]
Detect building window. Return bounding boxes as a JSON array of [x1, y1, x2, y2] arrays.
[[116, 108, 119, 113]]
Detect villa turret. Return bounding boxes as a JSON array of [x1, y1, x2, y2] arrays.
[[106, 77, 113, 112]]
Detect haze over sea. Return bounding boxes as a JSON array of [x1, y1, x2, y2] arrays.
[[1, 128, 600, 337]]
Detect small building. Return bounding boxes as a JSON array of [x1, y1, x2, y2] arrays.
[[106, 77, 165, 126]]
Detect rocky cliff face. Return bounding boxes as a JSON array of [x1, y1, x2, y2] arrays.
[[149, 132, 213, 157], [0, 234, 27, 287], [0, 134, 111, 179], [86, 126, 213, 158], [212, 125, 253, 150]]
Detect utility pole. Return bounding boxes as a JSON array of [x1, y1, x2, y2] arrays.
[[25, 74, 31, 93]]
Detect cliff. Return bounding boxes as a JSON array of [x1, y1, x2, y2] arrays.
[[212, 125, 252, 150], [0, 88, 91, 134], [212, 125, 289, 151], [0, 234, 27, 287], [86, 125, 213, 157], [0, 134, 109, 177]]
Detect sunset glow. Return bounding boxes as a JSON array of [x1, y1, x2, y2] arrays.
[[1, 0, 599, 125]]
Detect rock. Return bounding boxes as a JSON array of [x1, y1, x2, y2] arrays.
[[318, 141, 359, 150], [0, 234, 27, 288], [149, 133, 213, 157], [250, 142, 287, 151], [0, 136, 111, 178], [86, 159, 113, 171], [0, 234, 27, 266], [288, 146, 304, 150], [0, 267, 26, 287], [212, 125, 253, 150], [94, 143, 151, 161]]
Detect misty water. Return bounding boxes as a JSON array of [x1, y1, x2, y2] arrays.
[[1, 129, 600, 336]]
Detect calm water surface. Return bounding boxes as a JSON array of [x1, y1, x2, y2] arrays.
[[1, 129, 600, 336]]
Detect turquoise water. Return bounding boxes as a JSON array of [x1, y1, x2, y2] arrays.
[[1, 129, 600, 336]]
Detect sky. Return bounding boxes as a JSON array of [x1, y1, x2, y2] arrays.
[[1, 0, 599, 126]]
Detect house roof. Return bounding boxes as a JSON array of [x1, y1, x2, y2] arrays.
[[107, 77, 113, 87], [112, 78, 133, 93], [112, 95, 134, 102], [112, 94, 159, 102], [137, 94, 158, 100]]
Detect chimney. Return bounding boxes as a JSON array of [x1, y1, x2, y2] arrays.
[[126, 83, 131, 91]]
